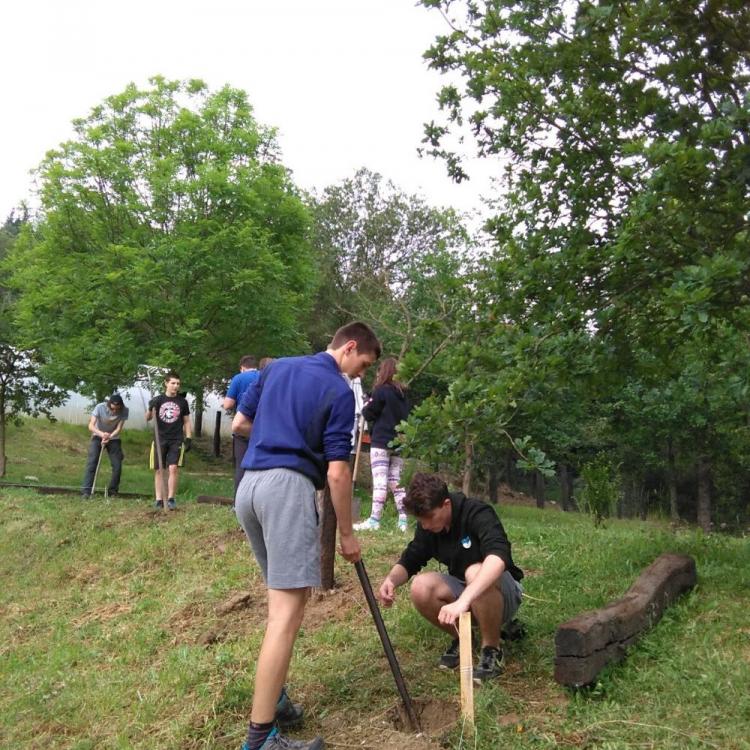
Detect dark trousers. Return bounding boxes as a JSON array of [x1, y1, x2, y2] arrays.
[[81, 437, 124, 495], [232, 434, 249, 494]]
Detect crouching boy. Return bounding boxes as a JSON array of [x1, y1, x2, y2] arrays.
[[377, 472, 524, 682]]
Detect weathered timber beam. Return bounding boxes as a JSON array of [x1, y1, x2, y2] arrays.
[[554, 553, 696, 687]]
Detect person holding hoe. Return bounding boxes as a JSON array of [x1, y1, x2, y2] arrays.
[[145, 370, 192, 510], [80, 393, 129, 497], [377, 472, 524, 683], [231, 321, 380, 750]]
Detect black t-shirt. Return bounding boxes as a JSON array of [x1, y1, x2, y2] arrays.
[[397, 492, 524, 583], [152, 395, 190, 442]]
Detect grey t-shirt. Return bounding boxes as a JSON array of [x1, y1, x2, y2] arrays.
[[92, 402, 129, 439]]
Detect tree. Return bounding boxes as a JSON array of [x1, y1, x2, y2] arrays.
[[307, 167, 473, 367], [0, 212, 65, 476], [7, 77, 315, 400], [417, 0, 750, 525]]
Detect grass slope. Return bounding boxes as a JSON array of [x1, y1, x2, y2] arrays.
[[1, 420, 749, 749]]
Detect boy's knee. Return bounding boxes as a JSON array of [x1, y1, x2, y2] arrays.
[[409, 573, 435, 605]]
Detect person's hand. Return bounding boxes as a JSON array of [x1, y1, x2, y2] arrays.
[[438, 599, 469, 627], [378, 578, 397, 608], [148, 397, 158, 410], [184, 437, 192, 452], [338, 532, 361, 563], [101, 433, 111, 444]]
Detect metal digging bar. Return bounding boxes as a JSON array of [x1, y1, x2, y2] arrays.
[[354, 559, 421, 733]]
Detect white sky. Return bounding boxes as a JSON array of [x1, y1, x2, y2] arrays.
[[0, 0, 498, 223]]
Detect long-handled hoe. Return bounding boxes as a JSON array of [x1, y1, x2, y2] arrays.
[[89, 440, 106, 498], [351, 414, 366, 522], [140, 366, 168, 514]]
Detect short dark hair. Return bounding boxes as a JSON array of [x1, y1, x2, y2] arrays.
[[164, 370, 181, 383], [108, 393, 124, 407], [329, 321, 381, 358], [404, 472, 449, 517], [239, 355, 257, 369]]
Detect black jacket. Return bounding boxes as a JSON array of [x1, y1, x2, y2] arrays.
[[362, 383, 410, 449], [397, 492, 524, 583]]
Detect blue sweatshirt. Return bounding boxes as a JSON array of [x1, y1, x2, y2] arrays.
[[237, 352, 355, 489]]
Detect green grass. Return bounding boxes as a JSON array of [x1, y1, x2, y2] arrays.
[[1, 419, 749, 749]]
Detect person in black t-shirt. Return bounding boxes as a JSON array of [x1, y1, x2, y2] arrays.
[[378, 472, 524, 683], [146, 371, 192, 510]]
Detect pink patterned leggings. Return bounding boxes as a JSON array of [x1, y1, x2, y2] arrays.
[[369, 447, 406, 519]]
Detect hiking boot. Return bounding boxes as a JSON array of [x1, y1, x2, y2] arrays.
[[167, 498, 177, 510], [275, 687, 304, 729], [502, 618, 527, 641], [242, 728, 324, 750], [439, 638, 460, 670], [154, 499, 164, 509], [397, 516, 408, 532], [353, 516, 380, 531], [473, 645, 505, 683]]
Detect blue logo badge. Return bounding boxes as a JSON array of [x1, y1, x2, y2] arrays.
[[461, 535, 472, 549]]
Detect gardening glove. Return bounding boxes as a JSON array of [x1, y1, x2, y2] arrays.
[[184, 437, 192, 452]]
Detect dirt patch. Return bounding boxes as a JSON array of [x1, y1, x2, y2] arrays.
[[321, 697, 459, 750], [305, 578, 367, 628], [72, 564, 102, 585], [200, 528, 246, 557], [389, 697, 460, 734], [71, 601, 133, 628], [216, 590, 253, 615]]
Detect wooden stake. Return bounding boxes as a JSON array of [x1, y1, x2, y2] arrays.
[[459, 611, 475, 726]]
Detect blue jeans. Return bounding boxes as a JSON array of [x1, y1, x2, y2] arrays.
[[81, 437, 124, 495]]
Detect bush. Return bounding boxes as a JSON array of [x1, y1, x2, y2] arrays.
[[577, 455, 620, 526]]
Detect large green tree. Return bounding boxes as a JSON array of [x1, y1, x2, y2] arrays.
[[415, 0, 750, 525], [0, 212, 65, 476], [308, 167, 476, 411], [7, 77, 315, 399]]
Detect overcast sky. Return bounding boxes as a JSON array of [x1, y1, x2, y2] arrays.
[[1, 0, 497, 223]]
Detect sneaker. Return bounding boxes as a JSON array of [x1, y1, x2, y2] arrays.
[[473, 645, 505, 682], [275, 687, 304, 729], [397, 517, 408, 532], [154, 499, 164, 509], [502, 618, 527, 641], [242, 728, 324, 750], [439, 638, 460, 670], [353, 517, 380, 531], [167, 498, 177, 510]]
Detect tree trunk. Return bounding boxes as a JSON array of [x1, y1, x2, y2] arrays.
[[667, 438, 679, 522], [319, 484, 337, 590], [504, 451, 515, 490], [194, 388, 204, 437], [462, 439, 474, 496], [558, 463, 573, 511], [0, 391, 6, 478], [534, 471, 545, 509], [488, 462, 499, 505], [697, 456, 712, 532]]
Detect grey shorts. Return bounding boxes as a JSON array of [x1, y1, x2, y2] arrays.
[[440, 569, 523, 625], [235, 468, 321, 589]]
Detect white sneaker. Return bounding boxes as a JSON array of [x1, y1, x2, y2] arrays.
[[354, 517, 380, 531], [397, 517, 408, 532]]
